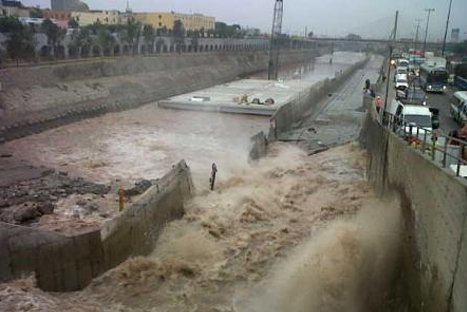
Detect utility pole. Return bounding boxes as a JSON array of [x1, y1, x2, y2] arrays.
[[383, 10, 399, 117], [442, 0, 453, 56], [268, 0, 284, 80], [422, 8, 435, 56], [413, 19, 422, 53]]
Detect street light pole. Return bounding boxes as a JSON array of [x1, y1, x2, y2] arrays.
[[442, 0, 453, 56], [413, 19, 422, 53], [422, 8, 435, 56], [383, 10, 399, 118]]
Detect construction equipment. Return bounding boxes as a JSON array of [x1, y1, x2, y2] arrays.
[[268, 0, 284, 80]]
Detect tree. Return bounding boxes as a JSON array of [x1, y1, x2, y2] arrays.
[[142, 24, 156, 53], [1, 17, 35, 64], [215, 21, 243, 38], [97, 29, 116, 56], [70, 28, 91, 57], [172, 20, 185, 52], [307, 31, 314, 38], [157, 26, 168, 36], [0, 16, 24, 33], [121, 19, 141, 54], [68, 17, 79, 29], [41, 18, 64, 58], [29, 7, 44, 18]]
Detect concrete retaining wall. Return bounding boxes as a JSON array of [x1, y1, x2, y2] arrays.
[[247, 56, 369, 160], [0, 160, 193, 292], [0, 49, 320, 143], [360, 111, 467, 312], [270, 57, 369, 136]]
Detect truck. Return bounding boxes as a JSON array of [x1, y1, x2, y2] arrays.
[[424, 57, 447, 69], [419, 63, 449, 93]]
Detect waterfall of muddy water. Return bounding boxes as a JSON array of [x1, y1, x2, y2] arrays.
[[0, 143, 405, 312]]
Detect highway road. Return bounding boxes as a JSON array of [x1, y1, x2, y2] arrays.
[[427, 89, 461, 134]]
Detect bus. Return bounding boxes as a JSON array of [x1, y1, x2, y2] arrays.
[[419, 63, 449, 93]]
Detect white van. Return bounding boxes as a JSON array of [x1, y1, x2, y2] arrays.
[[450, 91, 467, 125], [386, 100, 433, 136], [398, 105, 433, 136]]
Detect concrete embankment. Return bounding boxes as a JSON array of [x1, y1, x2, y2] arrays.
[[248, 56, 370, 159], [0, 160, 193, 291], [360, 103, 467, 312], [0, 49, 321, 142]]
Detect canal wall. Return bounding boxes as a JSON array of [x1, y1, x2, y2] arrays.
[[360, 109, 467, 312], [248, 56, 369, 160], [269, 56, 369, 137], [0, 49, 322, 143], [0, 160, 193, 291]]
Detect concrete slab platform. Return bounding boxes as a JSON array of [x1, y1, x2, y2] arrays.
[[159, 79, 307, 116]]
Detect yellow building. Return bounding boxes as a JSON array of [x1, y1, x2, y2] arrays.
[[175, 13, 215, 31], [71, 10, 121, 26], [134, 12, 174, 30], [134, 12, 215, 31]]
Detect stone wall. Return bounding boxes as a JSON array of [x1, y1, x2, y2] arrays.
[[0, 49, 321, 143], [0, 160, 193, 292], [360, 110, 467, 312]]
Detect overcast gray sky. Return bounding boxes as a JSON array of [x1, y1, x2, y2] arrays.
[[23, 0, 467, 40]]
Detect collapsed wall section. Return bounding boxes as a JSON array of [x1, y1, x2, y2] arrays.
[[0, 160, 193, 292]]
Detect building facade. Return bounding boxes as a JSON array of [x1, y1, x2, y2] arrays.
[[51, 0, 89, 12], [0, 0, 29, 17], [175, 13, 215, 32], [43, 10, 71, 22], [71, 10, 121, 26], [134, 12, 215, 32]]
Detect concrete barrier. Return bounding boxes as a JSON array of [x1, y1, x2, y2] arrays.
[[247, 57, 370, 161], [360, 110, 467, 312], [0, 160, 193, 292], [270, 57, 370, 137]]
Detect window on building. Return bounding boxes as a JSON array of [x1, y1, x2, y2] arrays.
[[159, 22, 162, 27]]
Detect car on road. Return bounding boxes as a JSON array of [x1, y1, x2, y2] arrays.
[[450, 91, 467, 125], [396, 86, 427, 106], [397, 59, 409, 69], [395, 75, 409, 90], [394, 67, 408, 81]]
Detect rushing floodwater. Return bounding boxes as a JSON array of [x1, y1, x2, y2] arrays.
[[0, 52, 410, 311]]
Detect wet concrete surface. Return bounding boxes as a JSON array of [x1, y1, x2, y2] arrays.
[[280, 55, 384, 154], [427, 90, 460, 134]]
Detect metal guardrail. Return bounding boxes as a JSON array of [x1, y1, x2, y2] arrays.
[[384, 116, 467, 177]]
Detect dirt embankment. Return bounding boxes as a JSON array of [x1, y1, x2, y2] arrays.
[[0, 50, 317, 142]]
